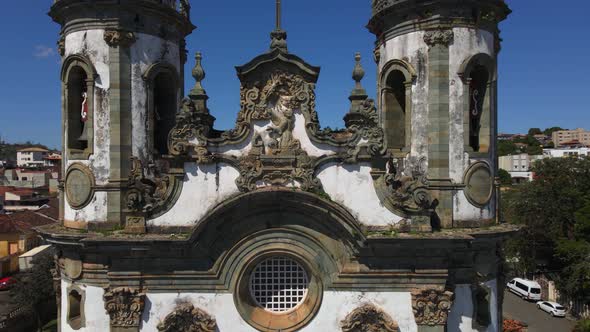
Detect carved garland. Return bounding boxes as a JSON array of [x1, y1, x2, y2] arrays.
[[103, 287, 146, 328], [157, 303, 217, 332], [341, 303, 399, 332], [412, 289, 454, 326]]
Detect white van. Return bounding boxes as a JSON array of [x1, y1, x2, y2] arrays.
[[507, 278, 542, 301]]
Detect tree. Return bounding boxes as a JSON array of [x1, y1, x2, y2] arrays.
[[11, 251, 55, 332], [528, 128, 542, 136], [502, 157, 590, 293], [543, 126, 565, 137], [574, 319, 590, 332], [498, 169, 512, 186], [526, 144, 543, 155], [498, 140, 517, 156]]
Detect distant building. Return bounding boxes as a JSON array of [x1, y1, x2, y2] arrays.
[[552, 128, 590, 147], [16, 147, 49, 167], [499, 154, 544, 183], [2, 189, 50, 212], [543, 146, 590, 158], [43, 152, 62, 167], [0, 206, 57, 276], [1, 168, 51, 189]]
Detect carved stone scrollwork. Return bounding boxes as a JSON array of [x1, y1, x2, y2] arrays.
[[423, 29, 454, 47], [157, 303, 217, 332], [374, 157, 435, 216], [104, 29, 136, 48], [103, 287, 146, 328], [57, 36, 65, 57], [412, 289, 454, 326], [126, 157, 178, 214], [341, 303, 399, 332]]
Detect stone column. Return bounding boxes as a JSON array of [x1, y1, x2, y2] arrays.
[[425, 29, 454, 227], [105, 29, 135, 230], [412, 288, 454, 332]]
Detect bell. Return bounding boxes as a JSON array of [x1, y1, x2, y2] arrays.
[[78, 121, 89, 143]]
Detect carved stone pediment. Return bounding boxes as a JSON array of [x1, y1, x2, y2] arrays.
[[103, 287, 146, 328], [157, 303, 217, 332], [412, 289, 454, 326], [341, 303, 399, 332]]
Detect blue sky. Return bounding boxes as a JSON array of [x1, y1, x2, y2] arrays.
[[0, 0, 588, 149]]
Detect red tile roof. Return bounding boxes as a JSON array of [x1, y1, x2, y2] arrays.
[[0, 210, 56, 234]]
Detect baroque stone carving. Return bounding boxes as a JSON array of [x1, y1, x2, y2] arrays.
[[423, 29, 454, 47], [340, 303, 399, 332], [157, 303, 217, 332], [374, 157, 435, 216], [412, 289, 454, 326], [104, 29, 136, 47], [57, 36, 65, 56], [126, 157, 177, 214], [103, 287, 146, 328]]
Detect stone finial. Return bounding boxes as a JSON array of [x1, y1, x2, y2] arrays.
[[352, 52, 365, 90], [190, 52, 206, 96], [270, 0, 288, 52]]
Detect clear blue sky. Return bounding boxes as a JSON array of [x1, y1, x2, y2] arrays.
[[0, 0, 588, 149]]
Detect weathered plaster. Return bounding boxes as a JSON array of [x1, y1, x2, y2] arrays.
[[147, 162, 240, 227], [452, 183, 494, 222], [61, 281, 109, 332], [64, 191, 108, 223], [448, 280, 499, 332], [379, 31, 429, 161], [317, 162, 404, 226], [130, 33, 181, 163], [142, 291, 417, 332], [448, 28, 495, 183]]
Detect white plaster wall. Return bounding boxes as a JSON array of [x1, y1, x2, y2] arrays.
[[65, 29, 111, 186], [130, 33, 181, 162], [317, 162, 404, 226], [147, 162, 240, 227], [452, 190, 494, 222], [448, 280, 499, 332], [61, 281, 110, 332], [63, 191, 108, 223], [448, 28, 495, 183], [379, 31, 430, 162], [142, 291, 417, 332]]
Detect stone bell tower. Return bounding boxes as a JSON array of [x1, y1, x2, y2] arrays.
[[50, 0, 194, 231], [368, 0, 511, 227]]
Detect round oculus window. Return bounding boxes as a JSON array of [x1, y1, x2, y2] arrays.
[[249, 256, 309, 313]]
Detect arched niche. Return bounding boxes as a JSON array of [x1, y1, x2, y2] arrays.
[[379, 59, 416, 154], [61, 54, 97, 159], [143, 62, 180, 156], [66, 285, 85, 330], [458, 53, 496, 155]]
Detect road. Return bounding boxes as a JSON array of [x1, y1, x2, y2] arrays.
[[503, 290, 575, 332]]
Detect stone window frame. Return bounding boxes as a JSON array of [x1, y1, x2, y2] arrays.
[[66, 284, 86, 330], [61, 54, 97, 160], [142, 62, 180, 157], [234, 249, 323, 332], [458, 53, 496, 157], [379, 59, 417, 155]]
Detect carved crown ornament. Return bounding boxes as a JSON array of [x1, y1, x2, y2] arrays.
[[167, 52, 386, 195], [103, 29, 136, 48], [423, 29, 454, 47], [412, 289, 454, 326], [157, 303, 217, 332], [341, 303, 399, 332], [103, 287, 146, 328]]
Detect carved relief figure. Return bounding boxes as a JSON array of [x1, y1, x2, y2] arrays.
[[157, 303, 217, 332], [412, 289, 453, 326], [341, 303, 399, 332]]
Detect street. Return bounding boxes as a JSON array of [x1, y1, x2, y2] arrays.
[[503, 290, 575, 332]]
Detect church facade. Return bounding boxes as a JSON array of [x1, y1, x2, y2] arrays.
[[42, 0, 515, 331]]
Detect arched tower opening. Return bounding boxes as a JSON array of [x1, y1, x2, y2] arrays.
[[152, 71, 177, 155]]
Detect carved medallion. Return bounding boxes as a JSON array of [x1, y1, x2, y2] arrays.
[[341, 303, 399, 332], [65, 164, 94, 209], [104, 29, 136, 48], [103, 287, 146, 328], [464, 162, 493, 207], [157, 303, 217, 332], [412, 289, 454, 326], [423, 29, 454, 47]]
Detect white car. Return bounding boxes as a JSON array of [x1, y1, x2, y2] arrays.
[[536, 301, 566, 317]]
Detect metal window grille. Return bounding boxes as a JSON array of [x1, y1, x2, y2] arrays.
[[249, 256, 309, 313]]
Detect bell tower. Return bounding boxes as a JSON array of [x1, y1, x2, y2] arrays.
[[368, 0, 511, 227], [50, 0, 195, 230]]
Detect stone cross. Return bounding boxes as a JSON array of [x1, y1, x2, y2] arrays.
[[276, 0, 282, 30]]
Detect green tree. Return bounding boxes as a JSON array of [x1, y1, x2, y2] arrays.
[[528, 128, 542, 136], [11, 251, 56, 332], [498, 140, 517, 156], [526, 144, 543, 155], [498, 169, 512, 186], [574, 319, 590, 332], [543, 126, 565, 137]]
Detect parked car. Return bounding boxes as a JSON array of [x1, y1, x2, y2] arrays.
[[507, 278, 542, 301], [0, 276, 16, 290], [536, 301, 566, 317]]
